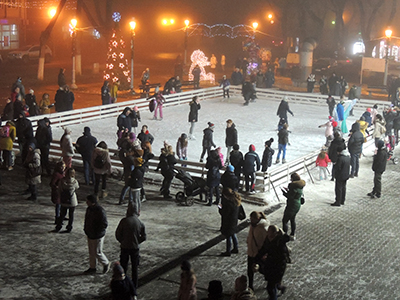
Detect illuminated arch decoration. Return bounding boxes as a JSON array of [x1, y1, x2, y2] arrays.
[[183, 23, 275, 39], [188, 50, 215, 83]]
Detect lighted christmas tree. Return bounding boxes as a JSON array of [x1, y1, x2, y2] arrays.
[[104, 12, 131, 89]]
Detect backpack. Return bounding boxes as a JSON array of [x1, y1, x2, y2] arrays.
[[94, 154, 106, 169], [0, 126, 10, 138], [60, 188, 72, 205], [149, 99, 156, 112]]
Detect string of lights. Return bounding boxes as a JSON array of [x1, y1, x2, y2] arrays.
[[0, 0, 77, 9]]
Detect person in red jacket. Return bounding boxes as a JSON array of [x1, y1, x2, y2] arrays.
[[315, 147, 331, 180]]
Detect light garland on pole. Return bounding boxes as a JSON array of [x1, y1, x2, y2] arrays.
[[188, 50, 215, 83]]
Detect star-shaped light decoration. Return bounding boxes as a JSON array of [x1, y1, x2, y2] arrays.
[[112, 12, 121, 23]]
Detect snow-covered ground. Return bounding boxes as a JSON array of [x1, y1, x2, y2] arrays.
[[51, 94, 363, 171]]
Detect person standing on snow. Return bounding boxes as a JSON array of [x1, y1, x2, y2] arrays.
[[231, 68, 243, 85], [276, 124, 289, 164], [220, 75, 230, 99], [225, 119, 237, 165], [101, 81, 111, 105], [243, 144, 260, 194], [188, 96, 201, 140], [306, 73, 316, 93], [200, 122, 216, 162], [348, 122, 364, 178], [367, 140, 387, 199], [276, 97, 294, 125], [148, 86, 165, 121], [261, 138, 275, 173], [318, 117, 334, 148], [331, 146, 350, 207], [230, 144, 244, 190]]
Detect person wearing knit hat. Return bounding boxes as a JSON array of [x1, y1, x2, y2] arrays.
[[367, 139, 387, 199], [200, 122, 216, 162], [221, 164, 238, 191], [361, 108, 373, 126], [225, 119, 238, 165], [243, 144, 260, 193], [261, 138, 275, 172]]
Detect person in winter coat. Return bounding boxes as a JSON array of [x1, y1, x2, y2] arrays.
[[54, 87, 66, 112], [307, 73, 316, 93], [276, 124, 289, 164], [393, 110, 400, 145], [137, 125, 154, 145], [174, 76, 182, 93], [115, 202, 146, 294], [225, 119, 238, 164], [178, 260, 197, 300], [25, 89, 39, 117], [63, 85, 75, 111], [242, 81, 256, 106], [319, 75, 328, 95], [367, 140, 388, 199], [176, 133, 188, 161], [117, 107, 132, 132], [220, 75, 230, 98], [265, 68, 275, 88], [35, 118, 52, 175], [83, 194, 110, 274], [328, 131, 346, 181], [318, 117, 334, 148], [11, 77, 25, 99], [130, 106, 141, 133], [58, 68, 66, 88], [340, 76, 347, 97], [328, 73, 339, 95], [50, 161, 65, 224], [383, 106, 397, 137], [230, 144, 243, 190], [243, 144, 260, 193], [55, 168, 79, 232], [348, 122, 364, 178], [39, 93, 51, 115], [357, 116, 369, 141], [326, 95, 336, 117], [24, 143, 41, 201], [200, 122, 216, 162], [15, 113, 33, 161], [231, 68, 244, 85], [141, 68, 150, 86], [0, 120, 16, 170], [231, 275, 257, 300], [256, 225, 290, 299], [370, 104, 379, 124], [110, 262, 136, 300], [261, 138, 275, 173], [256, 70, 266, 88], [219, 187, 241, 256], [118, 132, 137, 205], [156, 145, 177, 199], [316, 148, 331, 180], [247, 211, 269, 291], [192, 65, 201, 89], [101, 80, 111, 105], [110, 80, 120, 103], [281, 173, 305, 238], [2, 98, 14, 121], [205, 149, 223, 205], [331, 146, 350, 206], [362, 108, 373, 127], [128, 157, 146, 210], [188, 96, 201, 140], [336, 101, 344, 125], [60, 127, 74, 169], [163, 77, 176, 95], [92, 141, 112, 198], [276, 97, 294, 125], [373, 114, 386, 147], [13, 94, 25, 120], [220, 165, 238, 191], [76, 127, 98, 185], [148, 86, 165, 120]]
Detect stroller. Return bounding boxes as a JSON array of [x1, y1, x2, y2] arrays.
[[174, 168, 207, 206], [385, 134, 398, 164]]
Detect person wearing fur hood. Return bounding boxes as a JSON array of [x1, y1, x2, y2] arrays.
[[281, 173, 305, 239], [246, 211, 270, 291], [60, 126, 74, 169]]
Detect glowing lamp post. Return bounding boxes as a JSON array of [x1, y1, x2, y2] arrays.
[[129, 20, 136, 92], [48, 7, 56, 18], [384, 28, 393, 86], [252, 22, 258, 38], [70, 18, 78, 89], [184, 19, 190, 65]]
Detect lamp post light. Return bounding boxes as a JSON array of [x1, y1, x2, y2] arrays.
[[384, 28, 393, 86], [129, 19, 136, 93], [252, 22, 258, 38], [70, 18, 78, 89], [184, 19, 189, 65]]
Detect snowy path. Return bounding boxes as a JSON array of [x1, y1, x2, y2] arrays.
[[51, 94, 362, 170]]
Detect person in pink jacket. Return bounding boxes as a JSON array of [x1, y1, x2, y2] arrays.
[[316, 147, 331, 180], [318, 117, 334, 147]]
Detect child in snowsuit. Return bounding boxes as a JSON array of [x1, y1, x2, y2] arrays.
[[316, 148, 331, 180]]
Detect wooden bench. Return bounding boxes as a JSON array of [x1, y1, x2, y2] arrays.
[[139, 83, 161, 97]]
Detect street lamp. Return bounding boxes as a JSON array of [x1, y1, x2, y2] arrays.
[[129, 19, 136, 93], [69, 18, 78, 89], [48, 7, 57, 18], [184, 19, 190, 65], [252, 22, 258, 37], [384, 28, 393, 86]]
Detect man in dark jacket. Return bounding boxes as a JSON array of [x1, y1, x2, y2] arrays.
[[35, 118, 52, 175], [276, 97, 294, 125], [101, 80, 111, 105], [156, 146, 177, 199], [261, 138, 275, 172], [15, 113, 33, 162], [368, 140, 387, 199], [117, 107, 132, 132], [230, 144, 243, 190], [326, 95, 336, 117], [137, 125, 154, 145], [200, 122, 216, 162], [76, 127, 98, 185], [54, 87, 66, 112], [225, 119, 238, 165], [205, 149, 222, 205], [192, 65, 201, 88], [242, 81, 256, 106], [128, 157, 145, 207], [243, 144, 260, 193], [63, 85, 75, 111], [328, 131, 346, 181], [221, 165, 238, 191], [331, 147, 350, 206], [348, 122, 364, 178], [231, 68, 243, 85], [115, 202, 146, 294], [83, 195, 110, 274], [188, 96, 201, 140]]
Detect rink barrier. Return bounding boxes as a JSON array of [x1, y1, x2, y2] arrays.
[[22, 86, 222, 132]]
